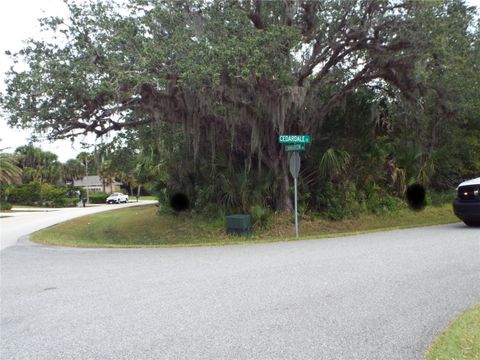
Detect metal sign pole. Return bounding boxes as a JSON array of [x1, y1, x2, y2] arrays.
[[289, 151, 301, 239], [294, 175, 299, 238]]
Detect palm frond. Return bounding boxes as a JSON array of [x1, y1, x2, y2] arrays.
[[319, 148, 351, 178], [0, 153, 22, 185]]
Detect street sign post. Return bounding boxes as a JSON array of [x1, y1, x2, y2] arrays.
[[289, 152, 301, 239], [280, 134, 310, 239]]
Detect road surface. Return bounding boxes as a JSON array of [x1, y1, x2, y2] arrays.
[[1, 220, 479, 359], [0, 201, 157, 250]]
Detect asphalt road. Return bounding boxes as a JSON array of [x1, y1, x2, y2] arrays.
[[1, 222, 479, 359], [0, 200, 157, 250]]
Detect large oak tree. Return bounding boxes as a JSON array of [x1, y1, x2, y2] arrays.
[[2, 0, 436, 210]]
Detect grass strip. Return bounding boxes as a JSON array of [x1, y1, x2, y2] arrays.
[[31, 203, 459, 247], [425, 304, 480, 360]]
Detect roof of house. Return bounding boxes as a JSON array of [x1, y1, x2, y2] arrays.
[[73, 175, 122, 187]]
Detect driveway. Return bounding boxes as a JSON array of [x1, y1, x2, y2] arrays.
[[0, 200, 157, 250], [1, 223, 479, 359]]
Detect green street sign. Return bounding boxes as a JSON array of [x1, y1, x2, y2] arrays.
[[285, 144, 305, 152], [279, 134, 311, 144]]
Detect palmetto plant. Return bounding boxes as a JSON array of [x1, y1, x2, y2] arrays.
[[319, 148, 351, 179], [417, 159, 435, 187], [0, 152, 22, 185], [395, 141, 423, 184], [195, 152, 275, 213]]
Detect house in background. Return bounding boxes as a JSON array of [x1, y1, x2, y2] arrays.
[[73, 175, 123, 194]]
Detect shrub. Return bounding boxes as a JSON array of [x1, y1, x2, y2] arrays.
[[249, 205, 272, 229], [41, 184, 69, 207], [0, 184, 14, 203], [49, 197, 79, 207], [428, 191, 455, 207], [8, 182, 42, 205], [65, 197, 80, 207], [381, 194, 404, 213], [314, 182, 357, 220], [89, 192, 109, 204], [0, 202, 12, 211], [312, 181, 405, 219], [198, 202, 221, 217], [7, 182, 80, 207], [365, 190, 404, 215]]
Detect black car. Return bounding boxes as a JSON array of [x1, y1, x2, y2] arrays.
[[453, 177, 480, 227]]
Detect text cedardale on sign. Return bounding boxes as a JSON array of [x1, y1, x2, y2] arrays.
[[278, 135, 311, 144]]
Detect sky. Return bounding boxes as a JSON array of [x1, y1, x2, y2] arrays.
[[1, 0, 479, 162], [0, 0, 94, 161]]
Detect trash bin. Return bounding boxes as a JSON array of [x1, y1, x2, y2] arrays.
[[226, 214, 251, 235]]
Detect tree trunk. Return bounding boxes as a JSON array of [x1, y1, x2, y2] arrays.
[[264, 130, 292, 212], [137, 184, 141, 202], [277, 154, 293, 212]]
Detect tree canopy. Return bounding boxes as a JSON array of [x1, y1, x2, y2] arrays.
[[2, 0, 426, 137]]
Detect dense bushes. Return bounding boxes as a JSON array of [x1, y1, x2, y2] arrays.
[[7, 182, 41, 204], [427, 191, 456, 207], [5, 182, 80, 207], [0, 202, 12, 211], [364, 187, 404, 215], [309, 182, 405, 220], [88, 192, 109, 204], [40, 184, 71, 207]]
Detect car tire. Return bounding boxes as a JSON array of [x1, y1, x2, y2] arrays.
[[463, 220, 480, 227]]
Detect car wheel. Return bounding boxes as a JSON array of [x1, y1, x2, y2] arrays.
[[463, 220, 480, 227]]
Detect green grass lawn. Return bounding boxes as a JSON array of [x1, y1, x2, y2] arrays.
[[425, 304, 480, 360], [10, 204, 46, 209], [138, 196, 157, 201], [31, 203, 459, 247]]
